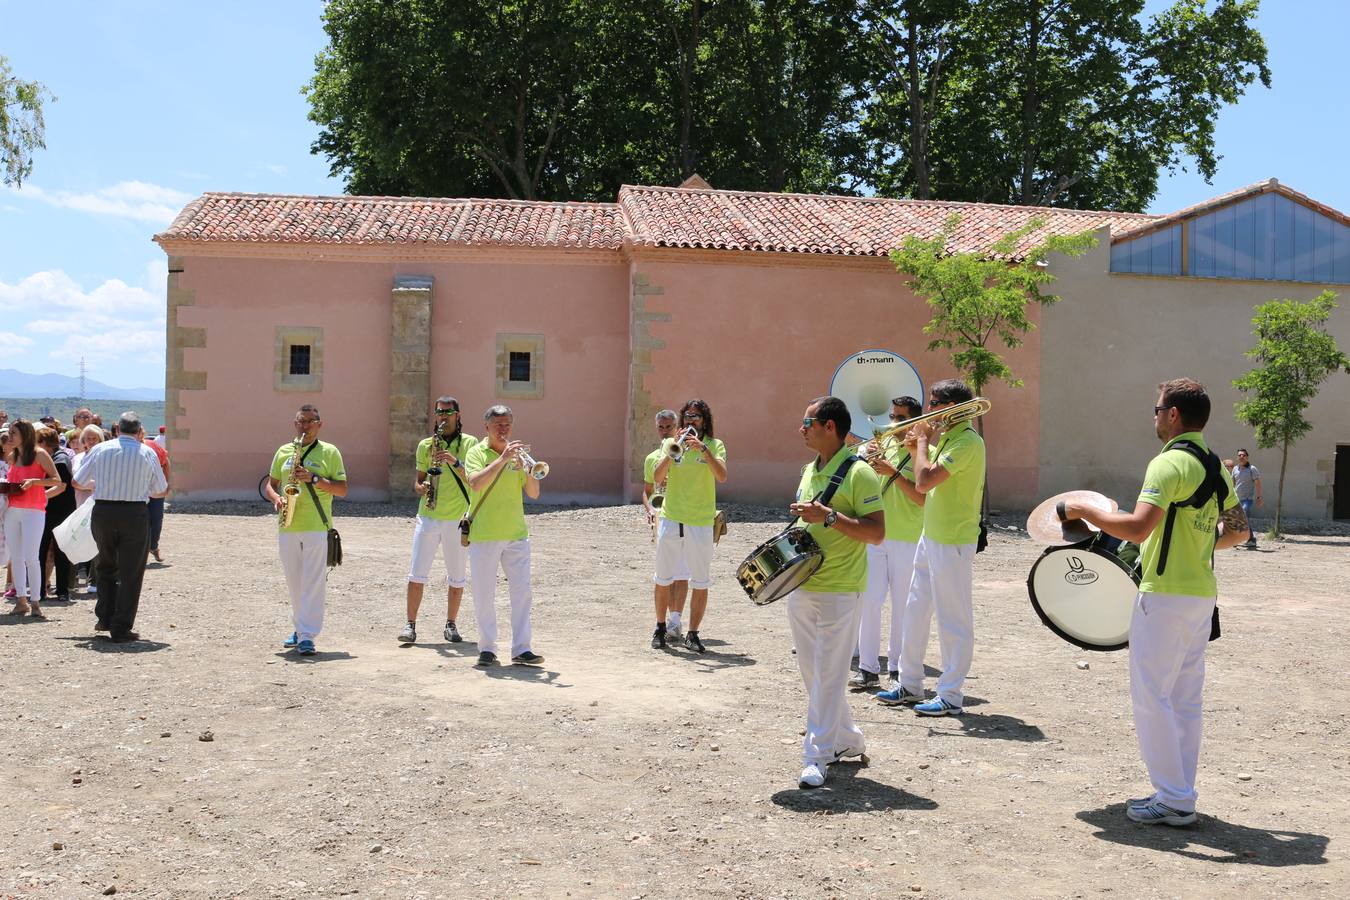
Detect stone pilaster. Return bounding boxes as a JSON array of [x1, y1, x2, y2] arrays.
[[165, 256, 205, 476], [389, 276, 434, 499], [627, 272, 670, 491]]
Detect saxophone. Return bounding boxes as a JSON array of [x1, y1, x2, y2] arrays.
[[278, 436, 303, 527], [425, 419, 446, 510]]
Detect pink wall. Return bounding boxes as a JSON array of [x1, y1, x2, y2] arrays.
[[172, 252, 629, 501], [628, 253, 1043, 510]]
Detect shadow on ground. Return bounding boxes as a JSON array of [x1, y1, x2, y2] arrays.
[[771, 761, 938, 814], [1077, 804, 1329, 867]]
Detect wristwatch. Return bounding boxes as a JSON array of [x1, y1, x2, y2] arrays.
[[823, 510, 838, 528]]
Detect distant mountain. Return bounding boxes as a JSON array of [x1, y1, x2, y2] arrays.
[[0, 368, 163, 401]]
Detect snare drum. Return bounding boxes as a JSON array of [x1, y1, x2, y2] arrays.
[[1027, 539, 1139, 651], [737, 527, 824, 606]]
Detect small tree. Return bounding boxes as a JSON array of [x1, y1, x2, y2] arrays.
[[1234, 290, 1349, 537], [889, 213, 1096, 407], [1, 55, 52, 187]]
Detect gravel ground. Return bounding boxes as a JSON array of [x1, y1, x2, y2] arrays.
[[2, 502, 1346, 898]]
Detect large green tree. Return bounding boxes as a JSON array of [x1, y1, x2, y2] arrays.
[[1, 55, 51, 187], [1233, 291, 1349, 536], [861, 0, 1270, 209], [306, 0, 866, 200]]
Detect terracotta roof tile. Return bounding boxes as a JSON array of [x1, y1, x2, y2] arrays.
[[155, 192, 625, 250], [156, 186, 1162, 260], [618, 185, 1157, 260]]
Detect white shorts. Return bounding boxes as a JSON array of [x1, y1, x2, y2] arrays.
[[654, 519, 713, 589], [407, 516, 468, 587]]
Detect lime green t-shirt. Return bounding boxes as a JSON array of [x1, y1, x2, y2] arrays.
[[659, 436, 726, 528], [464, 441, 528, 542], [920, 422, 986, 545], [415, 432, 478, 520], [270, 439, 345, 533], [879, 444, 923, 543], [794, 445, 885, 593], [643, 447, 664, 486], [1136, 432, 1239, 597]]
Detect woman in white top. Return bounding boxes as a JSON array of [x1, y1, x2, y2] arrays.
[[70, 425, 104, 594]]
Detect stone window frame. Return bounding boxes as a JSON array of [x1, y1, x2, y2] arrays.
[[495, 333, 545, 399], [275, 326, 324, 392]]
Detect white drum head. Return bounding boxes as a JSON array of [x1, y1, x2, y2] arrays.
[[1027, 545, 1138, 651], [828, 350, 924, 441]]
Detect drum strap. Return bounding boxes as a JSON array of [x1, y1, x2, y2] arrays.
[[1156, 440, 1230, 576], [794, 454, 861, 525]]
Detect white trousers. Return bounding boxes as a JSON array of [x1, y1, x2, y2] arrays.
[[858, 539, 918, 674], [788, 589, 866, 767], [4, 506, 45, 600], [278, 531, 328, 641], [469, 539, 533, 657], [899, 537, 976, 706], [1130, 591, 1214, 813], [653, 519, 713, 589], [407, 516, 468, 587]]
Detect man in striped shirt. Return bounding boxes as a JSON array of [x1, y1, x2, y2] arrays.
[[73, 412, 169, 643]]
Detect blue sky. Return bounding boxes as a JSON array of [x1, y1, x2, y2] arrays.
[[2, 1, 1346, 392]]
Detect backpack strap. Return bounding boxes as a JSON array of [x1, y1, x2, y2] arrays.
[[1156, 440, 1229, 576]]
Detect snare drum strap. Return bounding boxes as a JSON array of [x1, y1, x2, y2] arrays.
[[1156, 440, 1229, 577], [793, 454, 862, 526]]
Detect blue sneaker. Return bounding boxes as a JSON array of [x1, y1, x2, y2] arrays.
[[296, 639, 317, 656], [282, 632, 298, 649], [1125, 801, 1196, 826], [876, 685, 923, 706], [914, 696, 963, 716]]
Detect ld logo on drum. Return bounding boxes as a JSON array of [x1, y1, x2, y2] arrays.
[[1064, 555, 1099, 586]]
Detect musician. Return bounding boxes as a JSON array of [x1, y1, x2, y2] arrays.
[[265, 404, 347, 656], [464, 405, 543, 668], [651, 399, 727, 654], [852, 396, 925, 689], [643, 409, 689, 647], [399, 396, 478, 645], [1062, 378, 1247, 826], [877, 379, 985, 716], [788, 396, 884, 788]]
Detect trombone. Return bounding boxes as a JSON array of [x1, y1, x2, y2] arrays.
[[862, 397, 992, 459]]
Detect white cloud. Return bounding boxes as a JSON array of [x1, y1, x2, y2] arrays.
[[12, 180, 192, 224], [0, 332, 35, 352], [0, 268, 166, 370]]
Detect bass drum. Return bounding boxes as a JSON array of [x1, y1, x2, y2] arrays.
[[1027, 540, 1139, 651], [737, 527, 824, 606]]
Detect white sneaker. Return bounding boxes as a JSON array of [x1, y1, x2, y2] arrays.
[[666, 622, 683, 642], [798, 763, 826, 789]]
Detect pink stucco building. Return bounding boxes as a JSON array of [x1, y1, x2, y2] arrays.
[[154, 179, 1350, 519]]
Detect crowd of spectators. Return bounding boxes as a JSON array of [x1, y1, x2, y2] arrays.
[[0, 406, 169, 619]]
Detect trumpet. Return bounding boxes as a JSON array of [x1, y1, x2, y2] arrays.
[[512, 447, 550, 480], [277, 435, 303, 528], [665, 427, 698, 462], [867, 397, 992, 456]]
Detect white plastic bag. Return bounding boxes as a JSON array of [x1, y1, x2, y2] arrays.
[[54, 499, 99, 563]]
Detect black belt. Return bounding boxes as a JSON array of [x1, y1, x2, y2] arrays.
[[95, 499, 148, 506]]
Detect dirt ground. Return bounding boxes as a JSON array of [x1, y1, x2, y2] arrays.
[[2, 501, 1346, 899]]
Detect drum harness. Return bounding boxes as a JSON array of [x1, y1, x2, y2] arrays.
[[796, 453, 862, 527], [1154, 439, 1229, 641]]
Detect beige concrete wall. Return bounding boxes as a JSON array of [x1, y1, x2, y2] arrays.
[[626, 252, 1045, 511], [1041, 227, 1350, 520]]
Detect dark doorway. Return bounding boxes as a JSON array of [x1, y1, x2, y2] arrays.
[[1336, 446, 1350, 520]]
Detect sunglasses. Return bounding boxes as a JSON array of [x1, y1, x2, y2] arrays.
[[1153, 405, 1173, 415], [435, 408, 458, 415]]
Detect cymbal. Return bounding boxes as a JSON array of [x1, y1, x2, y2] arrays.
[[1026, 490, 1118, 545]]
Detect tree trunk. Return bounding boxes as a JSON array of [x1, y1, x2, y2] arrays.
[[1018, 4, 1041, 205], [906, 15, 931, 199], [1275, 438, 1289, 537]]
